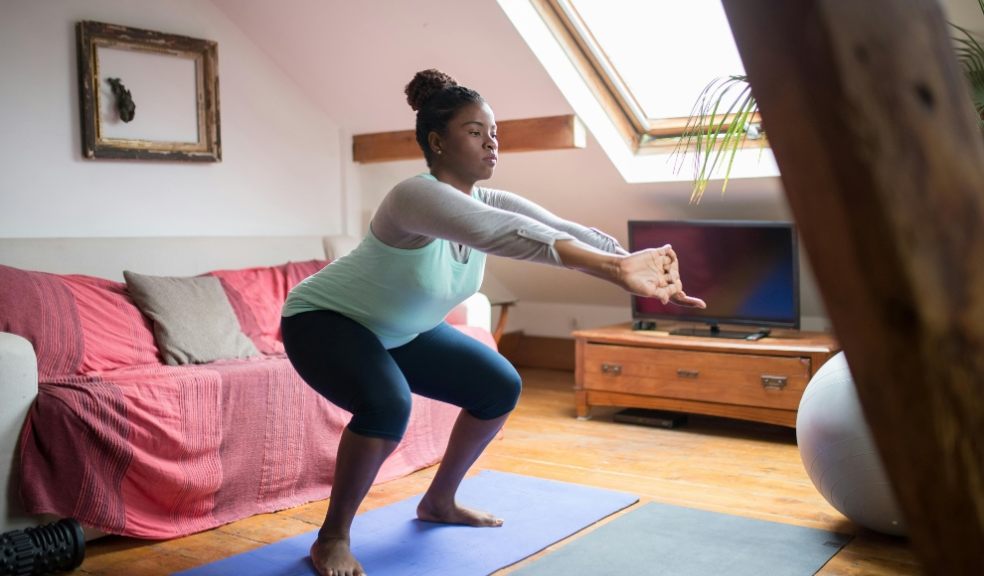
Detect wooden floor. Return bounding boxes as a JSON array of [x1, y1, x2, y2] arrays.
[[70, 368, 921, 575]]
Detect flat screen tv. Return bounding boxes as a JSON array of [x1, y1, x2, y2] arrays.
[[628, 220, 800, 339]]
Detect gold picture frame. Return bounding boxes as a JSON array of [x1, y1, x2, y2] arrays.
[[77, 21, 221, 161]]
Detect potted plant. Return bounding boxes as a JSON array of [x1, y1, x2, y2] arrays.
[[675, 0, 984, 203], [951, 0, 984, 128]]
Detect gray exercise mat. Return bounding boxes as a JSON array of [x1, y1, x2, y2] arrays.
[[512, 501, 851, 576]]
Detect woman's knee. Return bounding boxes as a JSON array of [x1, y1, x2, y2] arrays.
[[502, 367, 523, 408], [348, 386, 414, 441], [472, 366, 523, 420]]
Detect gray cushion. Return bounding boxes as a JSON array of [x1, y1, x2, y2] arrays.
[[123, 270, 259, 365]]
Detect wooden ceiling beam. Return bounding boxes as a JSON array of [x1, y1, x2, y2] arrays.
[[352, 114, 585, 163]]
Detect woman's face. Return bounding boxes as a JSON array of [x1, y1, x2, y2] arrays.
[[434, 101, 498, 183]]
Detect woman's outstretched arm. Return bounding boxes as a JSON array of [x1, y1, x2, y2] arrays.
[[554, 239, 706, 308]]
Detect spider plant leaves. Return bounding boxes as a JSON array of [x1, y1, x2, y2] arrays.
[[672, 75, 759, 204], [951, 19, 984, 127], [674, 1, 984, 202]]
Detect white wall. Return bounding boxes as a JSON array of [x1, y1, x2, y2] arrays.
[[942, 0, 984, 30], [0, 0, 349, 238]]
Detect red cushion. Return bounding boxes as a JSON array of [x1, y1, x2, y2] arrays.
[[61, 274, 160, 372], [209, 260, 329, 354], [0, 265, 84, 378], [444, 303, 468, 326]]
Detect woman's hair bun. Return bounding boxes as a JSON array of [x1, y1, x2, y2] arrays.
[[405, 69, 458, 111]]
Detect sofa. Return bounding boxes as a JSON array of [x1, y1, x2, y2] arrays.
[[0, 235, 495, 538]]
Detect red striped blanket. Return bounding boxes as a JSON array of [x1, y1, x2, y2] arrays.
[[2, 262, 472, 538], [19, 359, 458, 537]]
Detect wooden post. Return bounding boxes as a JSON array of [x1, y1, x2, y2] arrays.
[[721, 1, 984, 573]]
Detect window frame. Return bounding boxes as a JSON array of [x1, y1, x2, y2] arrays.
[[532, 0, 761, 153]]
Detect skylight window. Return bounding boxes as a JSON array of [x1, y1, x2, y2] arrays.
[[566, 0, 745, 122], [497, 0, 778, 184]]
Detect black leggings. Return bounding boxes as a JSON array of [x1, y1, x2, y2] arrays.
[[281, 309, 522, 441]]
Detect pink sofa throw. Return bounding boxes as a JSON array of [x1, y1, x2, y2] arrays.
[[1, 260, 486, 538]]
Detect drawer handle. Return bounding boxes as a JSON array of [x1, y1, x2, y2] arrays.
[[676, 369, 700, 379], [761, 375, 787, 390], [601, 363, 622, 375]]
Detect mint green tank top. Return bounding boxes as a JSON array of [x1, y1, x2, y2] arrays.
[[282, 227, 486, 349]]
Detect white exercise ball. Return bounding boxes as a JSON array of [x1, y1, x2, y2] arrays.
[[796, 351, 907, 536]]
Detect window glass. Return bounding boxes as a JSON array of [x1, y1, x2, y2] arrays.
[[567, 0, 745, 121]]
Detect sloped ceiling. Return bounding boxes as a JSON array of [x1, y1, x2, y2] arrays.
[[210, 0, 570, 133]]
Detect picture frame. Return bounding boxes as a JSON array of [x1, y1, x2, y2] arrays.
[[76, 21, 221, 162]]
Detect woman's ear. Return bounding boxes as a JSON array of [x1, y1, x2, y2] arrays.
[[427, 131, 443, 156]]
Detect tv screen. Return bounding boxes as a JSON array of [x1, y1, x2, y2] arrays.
[[628, 220, 800, 336]]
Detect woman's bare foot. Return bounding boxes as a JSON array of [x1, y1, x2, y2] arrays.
[[416, 498, 504, 527], [309, 536, 365, 576]]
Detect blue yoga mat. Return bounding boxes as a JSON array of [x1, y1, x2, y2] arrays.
[[511, 501, 852, 576], [174, 471, 639, 576]]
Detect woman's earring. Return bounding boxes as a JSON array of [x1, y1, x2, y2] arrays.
[[436, 149, 442, 155]]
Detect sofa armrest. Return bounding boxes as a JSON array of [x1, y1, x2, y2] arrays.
[[1, 331, 41, 531], [460, 293, 492, 333], [322, 235, 361, 260]]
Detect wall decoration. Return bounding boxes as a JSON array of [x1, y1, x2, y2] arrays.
[[76, 21, 221, 161]]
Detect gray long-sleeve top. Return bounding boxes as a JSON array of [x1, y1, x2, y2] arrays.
[[371, 174, 627, 263]]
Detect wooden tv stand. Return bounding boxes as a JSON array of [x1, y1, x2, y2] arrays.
[[573, 323, 840, 427]]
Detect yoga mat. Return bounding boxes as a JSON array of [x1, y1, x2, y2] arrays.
[[511, 501, 852, 576], [174, 471, 638, 576]]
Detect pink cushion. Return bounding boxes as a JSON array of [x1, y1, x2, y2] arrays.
[[444, 303, 468, 326], [209, 260, 329, 354], [0, 265, 84, 378], [61, 274, 160, 372]]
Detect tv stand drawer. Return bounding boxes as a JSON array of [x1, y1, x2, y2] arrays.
[[573, 324, 840, 427], [583, 345, 810, 410]]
